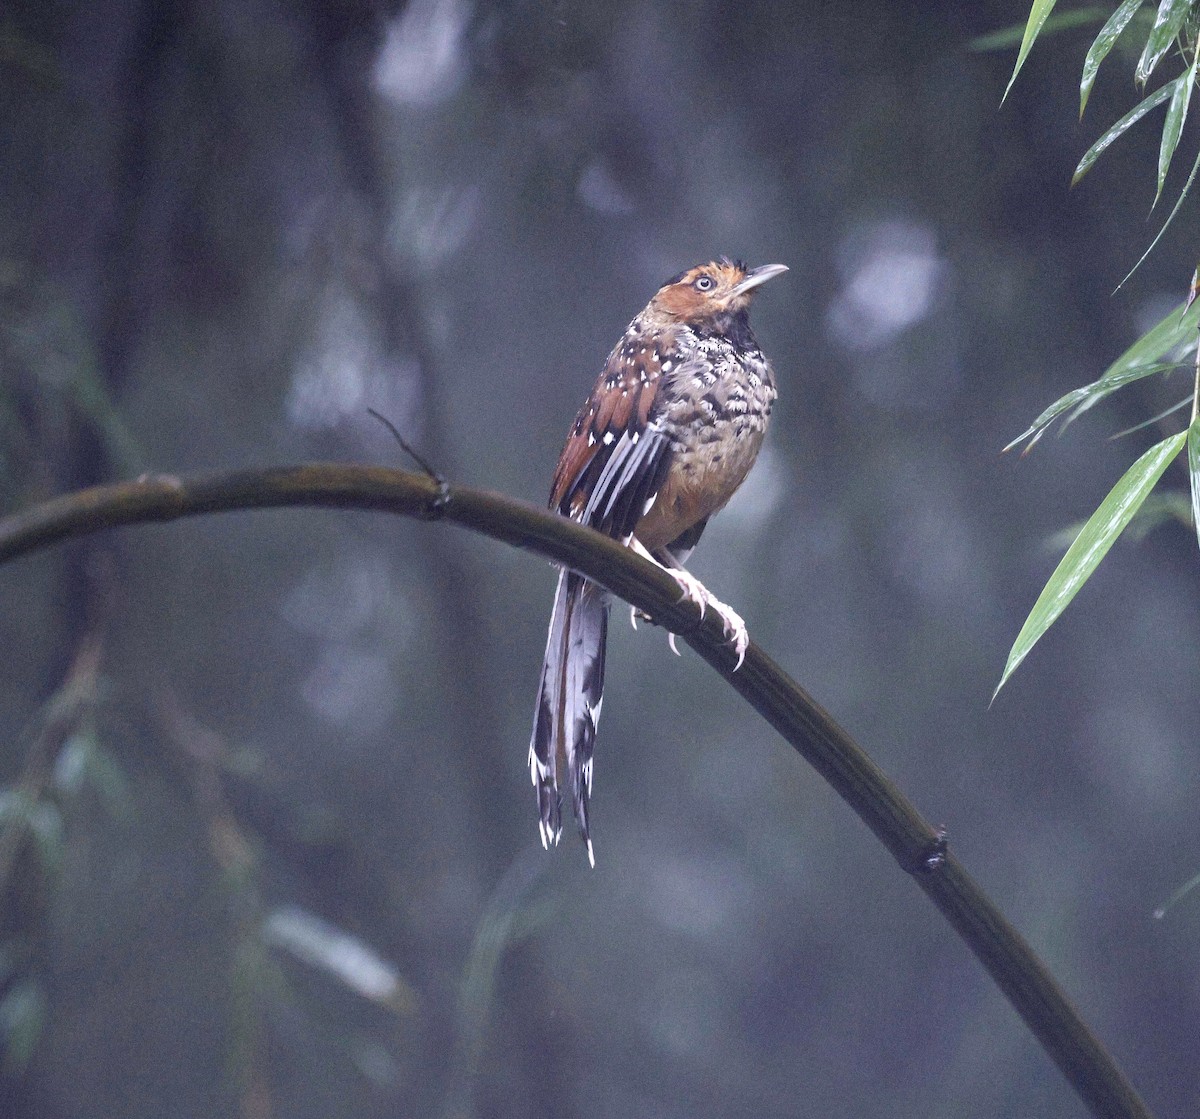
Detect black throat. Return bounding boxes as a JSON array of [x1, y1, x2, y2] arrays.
[[699, 307, 759, 352]]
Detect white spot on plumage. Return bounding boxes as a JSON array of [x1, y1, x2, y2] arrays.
[[602, 431, 615, 445]]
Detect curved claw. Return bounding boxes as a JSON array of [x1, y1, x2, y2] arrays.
[[668, 632, 682, 656], [707, 596, 749, 671], [668, 568, 707, 618]]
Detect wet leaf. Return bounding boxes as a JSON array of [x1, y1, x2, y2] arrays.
[[1081, 0, 1147, 116], [1004, 0, 1061, 101], [995, 431, 1186, 698], [1135, 0, 1193, 84], [1050, 294, 1200, 438], [1157, 49, 1199, 202], [1003, 361, 1182, 453], [1073, 78, 1177, 184]]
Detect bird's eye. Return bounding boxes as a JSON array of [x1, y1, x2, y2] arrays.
[[694, 275, 715, 292]]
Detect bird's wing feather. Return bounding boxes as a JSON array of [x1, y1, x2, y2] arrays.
[[550, 344, 675, 539]]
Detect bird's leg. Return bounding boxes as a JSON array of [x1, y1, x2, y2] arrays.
[[628, 537, 707, 615], [627, 539, 749, 670], [626, 536, 705, 633]]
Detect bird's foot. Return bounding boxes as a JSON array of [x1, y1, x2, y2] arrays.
[[705, 593, 749, 670], [666, 566, 708, 618], [664, 577, 749, 669], [626, 537, 746, 666]]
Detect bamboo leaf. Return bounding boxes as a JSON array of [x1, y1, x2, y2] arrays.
[[1003, 361, 1182, 453], [995, 431, 1187, 698], [1136, 0, 1193, 84], [1107, 294, 1200, 375], [1157, 49, 1199, 202], [1061, 359, 1189, 430], [1061, 295, 1200, 428], [1004, 0, 1062, 102], [998, 299, 1200, 456], [1117, 142, 1200, 287], [1081, 0, 1146, 117], [1189, 419, 1200, 551], [1073, 78, 1177, 184]]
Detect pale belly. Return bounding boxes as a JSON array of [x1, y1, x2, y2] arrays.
[[634, 415, 768, 553]]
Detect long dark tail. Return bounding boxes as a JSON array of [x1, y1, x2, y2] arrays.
[[528, 570, 608, 867]]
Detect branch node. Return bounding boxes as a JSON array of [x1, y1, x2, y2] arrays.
[[366, 408, 450, 519]]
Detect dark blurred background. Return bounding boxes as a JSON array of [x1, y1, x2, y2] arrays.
[[3, 1, 1200, 1116]]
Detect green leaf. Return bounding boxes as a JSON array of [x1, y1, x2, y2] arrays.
[[1003, 361, 1183, 453], [1081, 0, 1147, 116], [1157, 49, 1199, 202], [1073, 78, 1177, 184], [1117, 141, 1200, 287], [1004, 0, 1062, 102], [1189, 419, 1200, 550], [1136, 0, 1193, 84], [971, 7, 1109, 52], [1106, 294, 1200, 376], [995, 431, 1187, 698], [1061, 293, 1200, 426]]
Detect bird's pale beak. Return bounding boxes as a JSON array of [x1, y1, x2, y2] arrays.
[[732, 263, 789, 296]]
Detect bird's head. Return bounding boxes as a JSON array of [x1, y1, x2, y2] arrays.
[[649, 258, 788, 333]]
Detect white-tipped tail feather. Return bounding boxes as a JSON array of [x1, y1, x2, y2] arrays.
[[528, 570, 608, 865]]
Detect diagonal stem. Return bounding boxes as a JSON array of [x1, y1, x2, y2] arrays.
[[0, 463, 1157, 1119]]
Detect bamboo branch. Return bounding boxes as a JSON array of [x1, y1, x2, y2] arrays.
[[0, 463, 1154, 1119]]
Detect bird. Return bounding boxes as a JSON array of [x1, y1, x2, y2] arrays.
[[528, 257, 787, 867]]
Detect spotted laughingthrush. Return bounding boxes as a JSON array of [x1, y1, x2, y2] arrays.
[[528, 258, 787, 866]]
